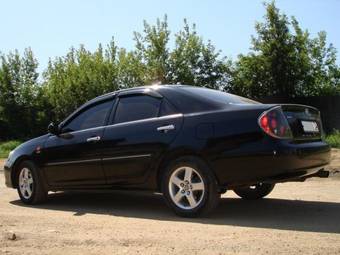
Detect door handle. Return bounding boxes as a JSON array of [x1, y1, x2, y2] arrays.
[[86, 136, 101, 142], [157, 124, 175, 133]]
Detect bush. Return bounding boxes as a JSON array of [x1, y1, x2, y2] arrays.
[[325, 130, 340, 148], [0, 140, 22, 158]]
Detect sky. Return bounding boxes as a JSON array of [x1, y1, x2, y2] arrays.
[[0, 0, 339, 73]]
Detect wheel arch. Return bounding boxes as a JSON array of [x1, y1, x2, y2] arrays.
[[155, 148, 220, 192], [11, 155, 33, 188]]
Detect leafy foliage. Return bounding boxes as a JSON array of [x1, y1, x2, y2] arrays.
[[230, 2, 340, 98], [0, 48, 48, 139], [43, 42, 119, 121], [326, 130, 340, 148], [0, 140, 22, 158], [168, 20, 232, 89], [134, 16, 171, 84]]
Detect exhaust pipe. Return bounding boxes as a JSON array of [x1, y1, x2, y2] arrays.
[[315, 169, 329, 178]]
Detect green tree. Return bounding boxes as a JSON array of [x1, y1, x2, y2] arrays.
[[116, 48, 146, 88], [1, 7, 339, 141], [134, 15, 171, 84], [0, 48, 44, 139], [44, 40, 119, 121], [169, 20, 232, 89], [307, 31, 340, 95], [130, 16, 232, 88], [231, 1, 340, 98]]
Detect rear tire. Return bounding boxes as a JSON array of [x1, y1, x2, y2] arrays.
[[16, 161, 48, 204], [161, 156, 220, 217], [233, 183, 275, 200]]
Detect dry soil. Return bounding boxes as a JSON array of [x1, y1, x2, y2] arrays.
[[0, 150, 340, 254]]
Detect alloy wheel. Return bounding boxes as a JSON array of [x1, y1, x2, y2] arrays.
[[168, 166, 205, 210], [19, 167, 34, 199]]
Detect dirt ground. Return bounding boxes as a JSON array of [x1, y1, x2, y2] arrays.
[[1, 150, 340, 255]]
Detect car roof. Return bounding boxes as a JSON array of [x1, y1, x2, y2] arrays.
[[61, 84, 264, 127], [84, 84, 263, 116], [105, 84, 185, 96], [88, 85, 185, 103]]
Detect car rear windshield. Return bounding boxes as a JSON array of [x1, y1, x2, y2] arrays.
[[180, 86, 259, 105]]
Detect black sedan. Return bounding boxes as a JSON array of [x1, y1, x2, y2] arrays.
[[4, 85, 331, 217]]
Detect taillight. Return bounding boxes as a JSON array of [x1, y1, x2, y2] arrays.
[[258, 107, 293, 139]]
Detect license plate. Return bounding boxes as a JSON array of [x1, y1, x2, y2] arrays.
[[301, 121, 319, 133]]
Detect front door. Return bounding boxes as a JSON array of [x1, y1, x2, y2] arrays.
[[43, 99, 113, 187]]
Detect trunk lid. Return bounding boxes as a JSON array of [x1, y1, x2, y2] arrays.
[[280, 104, 322, 140]]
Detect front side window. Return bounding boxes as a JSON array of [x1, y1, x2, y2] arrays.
[[114, 95, 161, 124], [63, 100, 113, 132]]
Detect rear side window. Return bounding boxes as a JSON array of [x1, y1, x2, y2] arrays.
[[114, 95, 161, 124], [63, 100, 112, 132], [180, 86, 259, 105], [160, 99, 178, 116]]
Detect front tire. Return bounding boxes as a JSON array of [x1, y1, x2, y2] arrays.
[[161, 156, 220, 217], [16, 161, 48, 204], [233, 183, 275, 200]]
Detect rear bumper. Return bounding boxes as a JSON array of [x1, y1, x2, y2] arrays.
[[212, 140, 331, 187], [260, 167, 329, 184]]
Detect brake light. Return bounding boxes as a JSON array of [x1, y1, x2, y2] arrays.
[[258, 107, 293, 139]]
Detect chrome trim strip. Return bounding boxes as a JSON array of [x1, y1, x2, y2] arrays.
[[55, 113, 183, 136], [46, 158, 101, 166], [106, 113, 183, 129], [45, 154, 152, 166], [102, 154, 152, 161]]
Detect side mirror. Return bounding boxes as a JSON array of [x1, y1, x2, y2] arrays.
[[48, 122, 60, 135]]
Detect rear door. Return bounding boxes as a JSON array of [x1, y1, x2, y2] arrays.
[[101, 93, 183, 184]]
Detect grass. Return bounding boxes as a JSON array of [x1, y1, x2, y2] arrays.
[[325, 130, 340, 149], [0, 140, 22, 158]]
